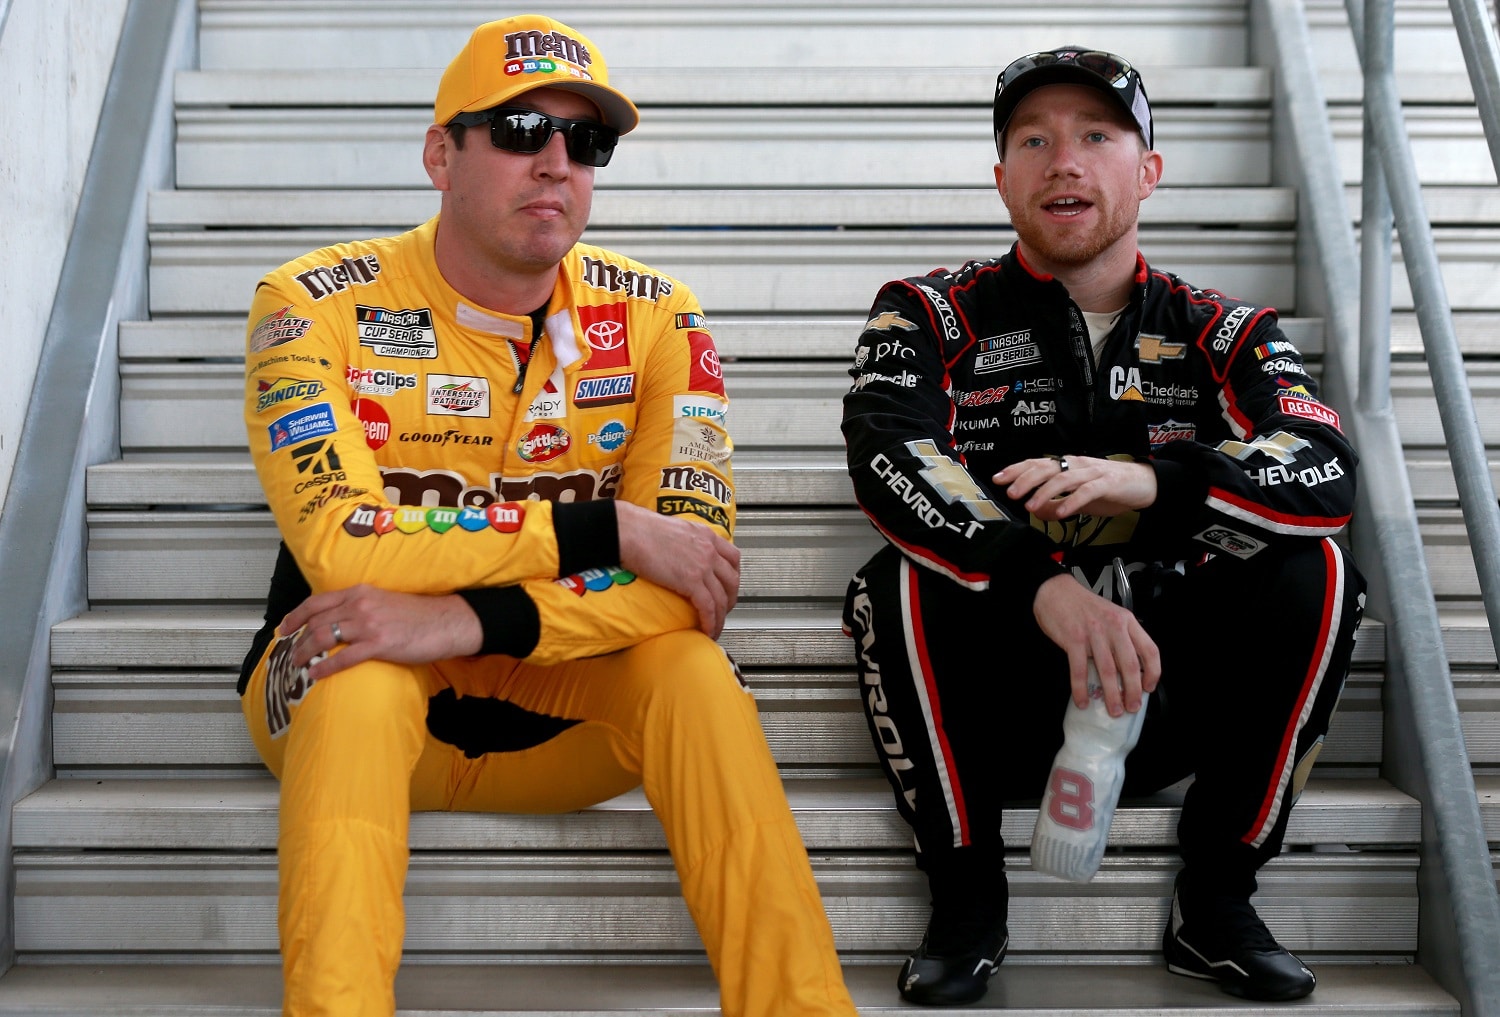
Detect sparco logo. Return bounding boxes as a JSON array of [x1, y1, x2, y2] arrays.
[[585, 319, 625, 351], [293, 255, 381, 300], [580, 257, 673, 300], [918, 283, 962, 343], [1211, 304, 1254, 353], [659, 465, 732, 505]]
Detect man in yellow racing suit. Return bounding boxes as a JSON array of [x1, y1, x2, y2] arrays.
[[238, 14, 858, 1017]]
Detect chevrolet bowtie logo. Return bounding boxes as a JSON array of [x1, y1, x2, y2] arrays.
[[865, 311, 917, 332], [1138, 334, 1186, 363]]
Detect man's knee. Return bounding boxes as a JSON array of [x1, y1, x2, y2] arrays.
[[275, 656, 427, 746]]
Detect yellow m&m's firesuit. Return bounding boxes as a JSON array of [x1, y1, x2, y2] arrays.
[[239, 217, 856, 1017]]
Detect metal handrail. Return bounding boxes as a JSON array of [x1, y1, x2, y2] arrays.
[[0, 0, 193, 971], [1253, 0, 1500, 1012], [1346, 0, 1500, 678], [1449, 0, 1500, 176]]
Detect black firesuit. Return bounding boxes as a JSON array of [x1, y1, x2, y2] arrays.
[[840, 244, 1366, 912]]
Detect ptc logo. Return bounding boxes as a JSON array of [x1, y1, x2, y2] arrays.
[[292, 440, 341, 475]]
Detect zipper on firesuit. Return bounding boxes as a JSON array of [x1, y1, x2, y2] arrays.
[[1066, 303, 1094, 423]]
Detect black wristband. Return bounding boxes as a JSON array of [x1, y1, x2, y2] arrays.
[[553, 498, 620, 577], [453, 585, 541, 658]]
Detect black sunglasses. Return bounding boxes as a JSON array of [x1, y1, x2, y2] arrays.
[[448, 106, 619, 167], [999, 49, 1138, 91]]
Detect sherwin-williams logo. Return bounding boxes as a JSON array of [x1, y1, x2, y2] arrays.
[[255, 377, 325, 414], [268, 403, 337, 452], [517, 423, 571, 463], [426, 375, 490, 417]]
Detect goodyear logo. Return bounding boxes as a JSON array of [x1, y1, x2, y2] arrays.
[[256, 377, 326, 414]]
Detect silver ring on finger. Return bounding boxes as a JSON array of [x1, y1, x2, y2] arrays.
[[331, 621, 345, 644], [1058, 457, 1070, 473]]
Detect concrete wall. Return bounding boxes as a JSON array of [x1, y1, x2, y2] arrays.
[[0, 0, 130, 523]]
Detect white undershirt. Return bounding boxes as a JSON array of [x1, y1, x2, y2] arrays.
[[1081, 307, 1127, 367]]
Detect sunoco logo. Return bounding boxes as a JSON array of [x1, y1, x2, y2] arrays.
[[517, 423, 571, 463], [255, 377, 325, 414]]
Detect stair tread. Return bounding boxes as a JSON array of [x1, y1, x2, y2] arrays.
[[0, 960, 1459, 1015], [12, 776, 1421, 851]]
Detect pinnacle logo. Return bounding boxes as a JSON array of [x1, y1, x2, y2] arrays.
[[292, 440, 341, 475], [865, 311, 917, 332], [1137, 333, 1186, 364]]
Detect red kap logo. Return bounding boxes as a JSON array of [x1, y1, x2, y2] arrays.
[[517, 423, 572, 463]]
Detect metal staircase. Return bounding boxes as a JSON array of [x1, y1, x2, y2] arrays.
[[0, 0, 1494, 1012]]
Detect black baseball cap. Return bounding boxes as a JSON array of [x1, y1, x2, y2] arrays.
[[992, 46, 1153, 157]]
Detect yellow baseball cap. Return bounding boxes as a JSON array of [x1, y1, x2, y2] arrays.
[[434, 15, 639, 133]]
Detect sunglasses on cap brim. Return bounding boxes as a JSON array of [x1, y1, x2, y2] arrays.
[[447, 107, 619, 167], [998, 49, 1138, 90]]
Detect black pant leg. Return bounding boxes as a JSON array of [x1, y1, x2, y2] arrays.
[[1144, 537, 1366, 895], [844, 545, 1074, 907]]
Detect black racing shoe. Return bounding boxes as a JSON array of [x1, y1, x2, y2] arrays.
[[897, 908, 1009, 1006], [1162, 878, 1317, 1001]]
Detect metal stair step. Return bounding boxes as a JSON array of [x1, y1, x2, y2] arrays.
[[48, 604, 1424, 673], [194, 5, 1252, 73], [147, 184, 1500, 230], [117, 314, 1343, 362], [115, 359, 1495, 451], [148, 186, 1297, 230], [45, 671, 1386, 772], [0, 959, 1458, 1015], [76, 504, 1485, 604], [173, 106, 1272, 190], [87, 448, 1500, 510], [12, 776, 1419, 851], [11, 851, 1418, 957], [146, 228, 1300, 317], [176, 64, 1271, 107]]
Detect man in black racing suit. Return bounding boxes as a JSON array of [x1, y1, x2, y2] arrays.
[[841, 46, 1365, 1007]]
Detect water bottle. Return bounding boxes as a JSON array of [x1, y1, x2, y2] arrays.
[[1030, 559, 1146, 882]]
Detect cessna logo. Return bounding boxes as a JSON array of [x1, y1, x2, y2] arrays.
[[292, 440, 340, 476]]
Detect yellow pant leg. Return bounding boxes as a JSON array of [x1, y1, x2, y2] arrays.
[[434, 631, 858, 1017], [244, 644, 430, 1017]]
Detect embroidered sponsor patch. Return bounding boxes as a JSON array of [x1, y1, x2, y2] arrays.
[[294, 255, 381, 301], [427, 375, 491, 417], [255, 377, 325, 414], [517, 423, 571, 463], [268, 403, 337, 452], [658, 494, 730, 528], [1195, 526, 1267, 559], [556, 566, 637, 595], [356, 305, 437, 359], [1278, 396, 1341, 431], [573, 372, 636, 407], [249, 306, 314, 352], [974, 330, 1041, 373]]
